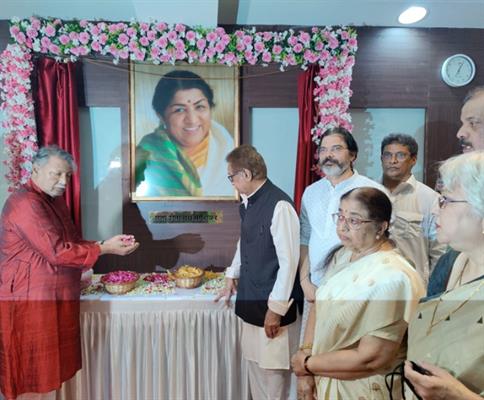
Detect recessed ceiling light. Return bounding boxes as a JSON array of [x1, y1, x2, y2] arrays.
[[398, 6, 427, 24]]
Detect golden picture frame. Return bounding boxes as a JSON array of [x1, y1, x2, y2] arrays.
[[129, 62, 240, 201]]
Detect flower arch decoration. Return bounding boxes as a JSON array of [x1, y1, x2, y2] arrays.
[[0, 17, 357, 189]]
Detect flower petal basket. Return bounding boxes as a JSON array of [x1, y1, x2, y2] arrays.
[[101, 271, 140, 295], [171, 266, 204, 289]]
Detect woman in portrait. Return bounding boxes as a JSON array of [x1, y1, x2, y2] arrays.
[[291, 187, 425, 400], [135, 70, 234, 197], [403, 151, 484, 400]]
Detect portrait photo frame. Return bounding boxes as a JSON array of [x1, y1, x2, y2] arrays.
[[130, 62, 240, 201]]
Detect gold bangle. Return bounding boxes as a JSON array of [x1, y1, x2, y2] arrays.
[[299, 343, 313, 351]]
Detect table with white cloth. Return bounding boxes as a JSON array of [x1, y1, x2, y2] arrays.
[[56, 285, 250, 400]]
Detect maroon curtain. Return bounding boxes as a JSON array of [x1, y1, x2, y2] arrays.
[[293, 65, 320, 213], [34, 57, 82, 232]]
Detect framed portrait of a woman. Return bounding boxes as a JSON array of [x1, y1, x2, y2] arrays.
[[130, 63, 239, 201]]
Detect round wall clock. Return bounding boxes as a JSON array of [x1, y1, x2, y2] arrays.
[[441, 54, 476, 87]]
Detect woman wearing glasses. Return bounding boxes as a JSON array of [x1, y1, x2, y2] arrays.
[[404, 151, 484, 400], [292, 187, 425, 400]]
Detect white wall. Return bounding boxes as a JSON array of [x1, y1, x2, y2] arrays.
[[79, 107, 123, 241]]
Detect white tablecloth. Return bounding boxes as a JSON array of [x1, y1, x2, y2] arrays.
[[56, 289, 250, 400]]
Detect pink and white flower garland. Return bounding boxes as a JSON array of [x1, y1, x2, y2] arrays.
[[0, 43, 38, 190], [1, 17, 357, 187]]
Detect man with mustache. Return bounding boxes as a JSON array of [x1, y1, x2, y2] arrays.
[[457, 86, 484, 152], [299, 128, 386, 304], [0, 146, 139, 400], [380, 134, 446, 286]]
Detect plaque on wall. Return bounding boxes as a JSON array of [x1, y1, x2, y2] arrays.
[[148, 211, 223, 224]]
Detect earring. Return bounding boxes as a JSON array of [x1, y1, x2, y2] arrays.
[[376, 234, 381, 240]]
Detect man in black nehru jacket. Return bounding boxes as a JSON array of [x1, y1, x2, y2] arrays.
[[216, 144, 303, 400]]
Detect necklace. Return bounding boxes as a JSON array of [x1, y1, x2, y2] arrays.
[[426, 278, 484, 336]]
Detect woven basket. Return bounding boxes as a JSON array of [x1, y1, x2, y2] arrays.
[[101, 273, 139, 295], [173, 267, 204, 289]]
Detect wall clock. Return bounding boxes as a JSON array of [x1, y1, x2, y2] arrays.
[[441, 54, 476, 87]]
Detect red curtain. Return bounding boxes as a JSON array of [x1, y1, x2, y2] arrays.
[[34, 57, 82, 232], [293, 65, 320, 213]]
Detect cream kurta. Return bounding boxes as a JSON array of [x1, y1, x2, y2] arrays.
[[313, 248, 425, 400]]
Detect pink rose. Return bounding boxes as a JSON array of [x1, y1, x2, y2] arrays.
[[26, 27, 38, 38], [119, 49, 129, 59], [215, 42, 226, 52], [272, 45, 282, 55], [58, 34, 70, 45], [135, 49, 145, 60], [254, 42, 265, 52], [167, 30, 178, 42], [235, 30, 244, 38], [90, 25, 100, 36], [98, 33, 108, 45], [48, 44, 60, 54], [242, 35, 252, 45], [44, 24, 56, 37], [205, 47, 216, 58], [263, 32, 273, 41], [206, 31, 217, 42], [118, 33, 129, 45], [299, 32, 310, 43], [9, 26, 20, 36], [215, 27, 226, 36], [188, 50, 198, 60], [69, 31, 79, 41], [157, 37, 168, 48], [293, 43, 303, 53], [221, 34, 231, 45], [311, 27, 319, 34], [147, 30, 156, 41], [79, 32, 90, 45], [348, 38, 357, 48], [126, 27, 137, 37], [175, 23, 186, 33], [79, 19, 88, 28], [186, 30, 196, 41], [156, 22, 167, 31], [196, 38, 206, 51], [41, 36, 51, 48], [91, 41, 101, 52], [262, 51, 272, 63], [287, 36, 298, 46], [140, 22, 149, 32], [341, 31, 350, 40], [175, 49, 186, 60], [30, 18, 41, 30], [236, 42, 245, 52], [140, 37, 149, 47], [199, 55, 207, 63], [328, 37, 339, 49], [151, 47, 160, 57], [79, 47, 88, 56], [108, 24, 118, 33]]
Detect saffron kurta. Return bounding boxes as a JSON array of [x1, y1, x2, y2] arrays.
[[0, 181, 100, 399]]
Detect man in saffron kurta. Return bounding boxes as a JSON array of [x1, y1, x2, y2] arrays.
[[0, 146, 139, 399]]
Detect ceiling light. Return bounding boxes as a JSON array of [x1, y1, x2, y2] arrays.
[[398, 6, 427, 24]]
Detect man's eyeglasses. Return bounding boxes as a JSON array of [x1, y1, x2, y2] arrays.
[[318, 145, 348, 155], [382, 151, 411, 161], [331, 212, 374, 230], [438, 195, 468, 209], [227, 170, 243, 182]]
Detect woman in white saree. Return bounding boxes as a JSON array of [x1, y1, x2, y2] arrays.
[[292, 187, 425, 400]]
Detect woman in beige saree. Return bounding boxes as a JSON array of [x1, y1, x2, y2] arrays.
[[292, 187, 425, 400], [404, 152, 484, 400]]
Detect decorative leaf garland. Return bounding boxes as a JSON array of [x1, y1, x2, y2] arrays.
[[1, 17, 358, 188]]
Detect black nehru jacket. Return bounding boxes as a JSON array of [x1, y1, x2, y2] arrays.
[[235, 179, 303, 327]]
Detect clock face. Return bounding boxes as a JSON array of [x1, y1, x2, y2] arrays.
[[441, 54, 476, 87]]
